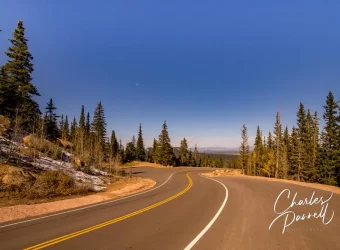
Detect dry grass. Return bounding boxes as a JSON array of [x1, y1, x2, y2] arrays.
[[0, 163, 92, 207], [0, 115, 10, 136], [22, 134, 64, 161], [122, 161, 168, 168], [202, 169, 243, 177], [57, 138, 74, 149], [0, 176, 156, 223]]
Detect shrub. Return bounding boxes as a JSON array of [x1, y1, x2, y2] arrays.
[[23, 134, 64, 161]]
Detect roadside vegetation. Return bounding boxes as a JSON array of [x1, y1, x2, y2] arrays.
[[239, 91, 340, 187]]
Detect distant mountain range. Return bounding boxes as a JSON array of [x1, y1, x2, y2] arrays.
[[147, 146, 254, 156], [189, 147, 240, 155]]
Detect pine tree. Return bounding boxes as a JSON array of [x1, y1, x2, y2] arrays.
[[91, 101, 107, 151], [273, 112, 282, 178], [290, 126, 304, 181], [79, 105, 85, 130], [44, 98, 59, 141], [283, 126, 291, 179], [62, 115, 70, 140], [152, 138, 158, 163], [77, 105, 86, 156], [132, 135, 136, 147], [70, 117, 77, 144], [0, 66, 13, 117], [179, 137, 189, 166], [188, 150, 194, 167], [136, 124, 146, 161], [118, 139, 125, 163], [157, 121, 176, 166], [239, 124, 249, 174], [304, 109, 318, 181], [312, 112, 320, 173], [85, 112, 90, 135], [193, 144, 200, 167], [1, 20, 40, 130], [267, 132, 274, 149], [254, 125, 264, 176], [59, 114, 64, 132], [125, 137, 136, 162], [318, 91, 339, 186], [110, 130, 119, 159], [296, 102, 309, 181]]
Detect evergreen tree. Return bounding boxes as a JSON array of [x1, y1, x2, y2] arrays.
[[59, 114, 64, 132], [91, 101, 107, 150], [312, 112, 320, 172], [304, 109, 318, 181], [318, 91, 339, 186], [283, 126, 291, 178], [267, 132, 274, 149], [254, 125, 264, 176], [295, 102, 309, 181], [110, 130, 119, 159], [136, 124, 146, 161], [290, 126, 304, 181], [0, 66, 13, 117], [118, 139, 125, 163], [193, 144, 200, 167], [188, 150, 194, 167], [152, 138, 158, 163], [157, 121, 176, 166], [239, 124, 249, 174], [62, 115, 70, 140], [77, 105, 86, 156], [132, 135, 136, 147], [79, 105, 85, 130], [70, 117, 77, 144], [1, 20, 40, 130], [125, 137, 136, 162], [85, 112, 90, 135], [179, 137, 189, 166], [44, 98, 59, 141], [273, 112, 282, 178]]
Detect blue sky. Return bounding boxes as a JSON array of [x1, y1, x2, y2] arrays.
[[1, 1, 339, 148]]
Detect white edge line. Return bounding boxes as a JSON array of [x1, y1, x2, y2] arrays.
[[0, 171, 179, 229], [183, 174, 229, 250]]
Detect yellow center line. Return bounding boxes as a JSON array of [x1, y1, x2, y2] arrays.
[[24, 172, 193, 250]]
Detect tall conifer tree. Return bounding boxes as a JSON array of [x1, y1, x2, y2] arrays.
[[239, 124, 249, 174], [136, 124, 146, 161], [1, 20, 40, 130], [318, 91, 339, 186]]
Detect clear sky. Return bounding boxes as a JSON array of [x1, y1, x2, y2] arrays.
[[1, 1, 339, 148]]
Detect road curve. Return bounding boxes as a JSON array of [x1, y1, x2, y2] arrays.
[[0, 167, 339, 249]]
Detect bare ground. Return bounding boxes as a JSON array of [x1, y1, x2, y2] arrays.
[[202, 169, 340, 194], [0, 177, 156, 223]]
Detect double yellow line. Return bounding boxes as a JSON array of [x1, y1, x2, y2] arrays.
[[24, 173, 193, 250]]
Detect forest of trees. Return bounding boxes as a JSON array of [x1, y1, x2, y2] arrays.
[[239, 92, 340, 187], [0, 20, 232, 169], [2, 20, 338, 186]]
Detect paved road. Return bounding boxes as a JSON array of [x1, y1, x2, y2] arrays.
[[0, 167, 339, 249]]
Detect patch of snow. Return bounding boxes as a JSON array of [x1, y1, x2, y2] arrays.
[[1, 136, 111, 190], [32, 157, 111, 190]]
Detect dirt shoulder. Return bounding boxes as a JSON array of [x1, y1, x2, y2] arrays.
[[0, 177, 156, 223], [121, 161, 171, 168], [202, 169, 340, 194]]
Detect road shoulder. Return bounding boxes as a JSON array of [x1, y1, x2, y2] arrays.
[[0, 177, 155, 223]]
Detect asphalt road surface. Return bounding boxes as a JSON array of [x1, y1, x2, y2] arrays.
[[0, 167, 339, 250]]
